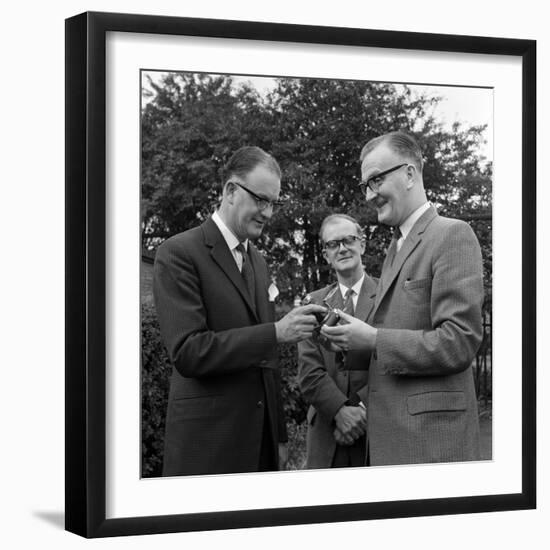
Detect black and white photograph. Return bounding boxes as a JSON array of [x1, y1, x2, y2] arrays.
[[57, 7, 538, 541], [3, 0, 547, 547], [140, 71, 494, 478]]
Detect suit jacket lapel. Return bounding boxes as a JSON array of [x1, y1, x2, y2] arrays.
[[324, 271, 376, 321], [248, 244, 269, 321], [325, 284, 344, 311], [374, 206, 438, 312], [355, 273, 378, 321], [202, 218, 259, 321]]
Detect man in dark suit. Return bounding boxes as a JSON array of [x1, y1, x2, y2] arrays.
[[321, 132, 484, 465], [154, 146, 325, 476], [298, 214, 377, 469]]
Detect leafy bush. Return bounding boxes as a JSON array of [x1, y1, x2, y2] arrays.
[[279, 343, 308, 426], [141, 302, 171, 477], [285, 420, 307, 470]]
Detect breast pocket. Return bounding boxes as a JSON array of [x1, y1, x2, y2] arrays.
[[403, 277, 432, 290]]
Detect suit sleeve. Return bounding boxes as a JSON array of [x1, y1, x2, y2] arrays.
[[376, 221, 484, 376], [153, 240, 278, 378], [297, 334, 349, 422]]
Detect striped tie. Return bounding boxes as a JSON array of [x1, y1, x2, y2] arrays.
[[342, 287, 355, 316]]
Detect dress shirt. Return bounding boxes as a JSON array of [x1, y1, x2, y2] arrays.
[[397, 202, 431, 251], [212, 210, 248, 271], [338, 273, 365, 311]]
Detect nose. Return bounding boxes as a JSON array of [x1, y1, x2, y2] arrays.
[[338, 241, 348, 251], [260, 203, 274, 219]]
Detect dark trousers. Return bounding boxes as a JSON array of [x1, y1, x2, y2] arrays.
[[331, 435, 367, 468], [258, 406, 276, 471]]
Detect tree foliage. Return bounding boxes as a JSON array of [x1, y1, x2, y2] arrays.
[[141, 73, 492, 308]]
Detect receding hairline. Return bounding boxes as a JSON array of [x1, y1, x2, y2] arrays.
[[319, 214, 363, 242], [223, 146, 281, 183], [359, 131, 424, 173], [359, 134, 388, 163]]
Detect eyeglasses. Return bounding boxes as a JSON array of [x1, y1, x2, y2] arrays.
[[359, 163, 408, 195], [323, 235, 363, 251], [230, 181, 284, 211]]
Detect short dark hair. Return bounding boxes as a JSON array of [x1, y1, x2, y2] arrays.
[[319, 213, 363, 243], [360, 131, 424, 173], [223, 146, 281, 182]]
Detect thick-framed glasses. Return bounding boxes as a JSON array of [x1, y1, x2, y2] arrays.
[[230, 181, 284, 211], [323, 235, 363, 251], [359, 163, 408, 195]]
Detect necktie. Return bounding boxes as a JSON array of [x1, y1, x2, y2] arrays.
[[342, 287, 355, 316], [236, 243, 255, 303]]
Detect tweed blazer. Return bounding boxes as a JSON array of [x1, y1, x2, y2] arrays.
[[297, 274, 377, 469], [153, 217, 286, 476], [363, 205, 484, 465]]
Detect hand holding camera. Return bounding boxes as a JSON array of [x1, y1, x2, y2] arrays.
[[302, 289, 342, 333], [320, 309, 378, 352], [300, 293, 341, 350], [274, 303, 328, 344]]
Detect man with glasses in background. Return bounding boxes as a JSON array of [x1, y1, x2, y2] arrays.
[[154, 146, 325, 476], [321, 131, 484, 466], [298, 214, 377, 468]]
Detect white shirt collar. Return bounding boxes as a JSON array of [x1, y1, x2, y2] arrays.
[[212, 210, 248, 251], [338, 273, 365, 301], [399, 202, 431, 241]]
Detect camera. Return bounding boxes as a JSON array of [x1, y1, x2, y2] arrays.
[[317, 306, 340, 328], [302, 293, 340, 331]]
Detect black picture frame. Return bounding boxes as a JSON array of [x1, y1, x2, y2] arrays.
[[65, 10, 536, 538]]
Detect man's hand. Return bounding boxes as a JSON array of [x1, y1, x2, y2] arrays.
[[320, 310, 377, 351], [334, 405, 367, 441], [333, 427, 355, 446], [275, 304, 327, 344], [278, 442, 289, 470]]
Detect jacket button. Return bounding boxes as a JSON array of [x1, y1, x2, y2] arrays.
[[257, 400, 263, 408], [259, 360, 267, 366]]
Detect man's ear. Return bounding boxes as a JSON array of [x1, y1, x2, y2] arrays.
[[322, 248, 329, 264], [405, 164, 416, 189], [224, 181, 236, 204]]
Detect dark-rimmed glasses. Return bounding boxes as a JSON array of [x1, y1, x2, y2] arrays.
[[230, 181, 284, 211], [323, 235, 363, 251], [359, 163, 408, 195]]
